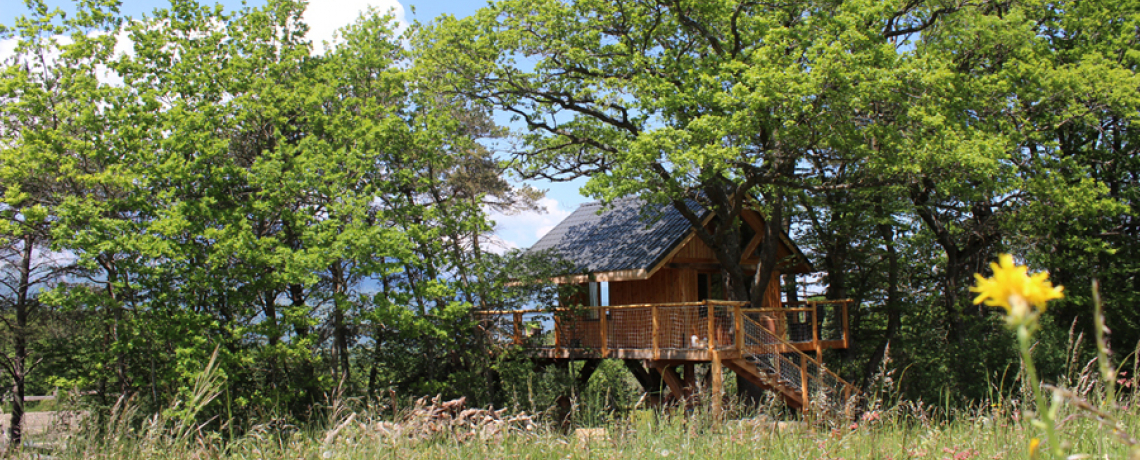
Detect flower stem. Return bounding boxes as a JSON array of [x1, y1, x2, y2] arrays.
[[1018, 324, 1060, 458]]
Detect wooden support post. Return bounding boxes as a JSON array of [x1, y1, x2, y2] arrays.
[[684, 363, 696, 388], [711, 351, 723, 417], [842, 300, 851, 348], [599, 307, 608, 357], [652, 306, 660, 360], [513, 312, 523, 345], [734, 304, 744, 351], [800, 353, 810, 411], [554, 314, 561, 353], [658, 365, 688, 402], [624, 359, 664, 406], [810, 301, 819, 349], [706, 300, 716, 352]]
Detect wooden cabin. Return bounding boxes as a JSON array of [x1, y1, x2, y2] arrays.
[[478, 198, 857, 412]]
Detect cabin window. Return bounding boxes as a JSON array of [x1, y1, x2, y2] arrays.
[[697, 273, 725, 317], [582, 281, 609, 320], [697, 273, 725, 301]]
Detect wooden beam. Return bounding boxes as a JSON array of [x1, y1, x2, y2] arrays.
[[810, 301, 820, 353], [723, 358, 803, 410], [652, 305, 660, 360], [734, 304, 743, 351], [657, 365, 688, 402], [599, 307, 609, 357], [706, 300, 716, 351], [710, 351, 723, 417], [667, 262, 757, 272], [842, 299, 851, 349], [800, 354, 810, 412], [739, 210, 766, 262], [513, 312, 523, 345], [623, 360, 662, 393], [576, 359, 602, 392]]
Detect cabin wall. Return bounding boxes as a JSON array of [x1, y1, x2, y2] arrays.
[[608, 268, 698, 305], [673, 235, 717, 261], [670, 210, 797, 265]]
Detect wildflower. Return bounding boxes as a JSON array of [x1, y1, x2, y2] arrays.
[[1028, 438, 1041, 459], [971, 254, 1063, 325]]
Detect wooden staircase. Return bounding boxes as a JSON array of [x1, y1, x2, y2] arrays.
[[726, 315, 859, 413]]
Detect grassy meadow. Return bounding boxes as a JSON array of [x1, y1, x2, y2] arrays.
[[16, 262, 1140, 459], [38, 393, 1140, 460]]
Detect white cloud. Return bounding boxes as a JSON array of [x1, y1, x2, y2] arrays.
[[0, 30, 130, 86], [488, 197, 573, 251], [303, 0, 406, 53], [536, 225, 555, 239], [481, 234, 519, 256], [0, 37, 16, 62]]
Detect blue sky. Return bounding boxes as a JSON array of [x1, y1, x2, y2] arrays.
[[1, 0, 590, 252]]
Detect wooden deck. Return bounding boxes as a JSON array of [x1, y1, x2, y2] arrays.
[[477, 299, 858, 413], [476, 299, 851, 362]]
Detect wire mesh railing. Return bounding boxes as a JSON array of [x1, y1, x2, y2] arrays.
[[474, 299, 851, 356], [740, 314, 859, 413], [744, 300, 851, 346]]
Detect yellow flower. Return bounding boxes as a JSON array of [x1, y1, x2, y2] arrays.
[[1029, 437, 1041, 459], [971, 254, 1063, 323]]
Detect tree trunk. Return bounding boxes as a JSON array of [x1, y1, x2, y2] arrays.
[[750, 190, 784, 308], [287, 283, 320, 412], [7, 234, 33, 451], [263, 290, 280, 390], [330, 261, 351, 388], [864, 207, 902, 388]]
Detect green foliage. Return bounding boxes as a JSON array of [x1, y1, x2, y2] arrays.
[[1, 0, 1139, 438], [0, 0, 527, 424]]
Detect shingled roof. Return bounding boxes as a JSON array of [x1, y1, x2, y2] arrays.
[[529, 197, 811, 280], [529, 197, 705, 276]]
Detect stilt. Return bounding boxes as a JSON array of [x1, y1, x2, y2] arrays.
[[711, 352, 723, 417], [657, 365, 687, 402], [624, 359, 664, 406], [576, 359, 601, 392]]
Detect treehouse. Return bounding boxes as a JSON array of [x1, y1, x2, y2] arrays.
[[478, 197, 857, 412]]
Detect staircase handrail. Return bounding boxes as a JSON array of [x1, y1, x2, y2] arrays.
[[741, 314, 860, 399]]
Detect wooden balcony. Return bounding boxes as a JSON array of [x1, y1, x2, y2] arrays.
[[476, 299, 851, 362]]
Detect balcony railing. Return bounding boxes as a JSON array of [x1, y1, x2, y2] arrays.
[[475, 299, 851, 360]]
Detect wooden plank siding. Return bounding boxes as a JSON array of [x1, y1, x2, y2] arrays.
[[609, 268, 698, 305], [671, 232, 718, 260]]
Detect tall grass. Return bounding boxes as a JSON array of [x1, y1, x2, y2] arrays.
[[27, 278, 1140, 459], [36, 349, 1140, 460], [29, 324, 1140, 458], [43, 388, 1140, 459]]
